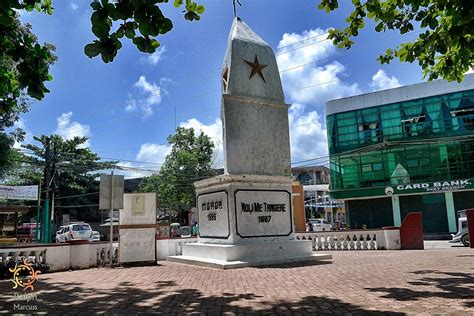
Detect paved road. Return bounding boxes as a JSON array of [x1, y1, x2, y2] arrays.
[[1, 247, 473, 315]]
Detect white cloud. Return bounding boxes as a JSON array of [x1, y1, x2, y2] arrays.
[[54, 112, 91, 147], [370, 69, 401, 91], [147, 46, 166, 65], [125, 76, 171, 118], [70, 3, 78, 10], [115, 162, 150, 179], [113, 144, 171, 179], [289, 103, 328, 162], [180, 117, 223, 168], [273, 27, 358, 164], [277, 28, 360, 108], [136, 143, 171, 164]]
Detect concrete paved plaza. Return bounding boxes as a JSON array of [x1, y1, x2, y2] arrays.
[[1, 246, 473, 315]]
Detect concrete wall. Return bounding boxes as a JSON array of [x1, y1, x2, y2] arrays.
[[156, 238, 197, 260], [0, 242, 117, 272]]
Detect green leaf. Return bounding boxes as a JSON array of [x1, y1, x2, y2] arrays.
[[84, 43, 101, 58], [428, 18, 438, 29], [150, 39, 160, 49], [195, 4, 204, 14], [125, 28, 135, 39], [90, 1, 101, 10], [138, 21, 150, 37], [160, 18, 173, 33]]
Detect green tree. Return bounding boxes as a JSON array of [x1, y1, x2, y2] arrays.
[[140, 127, 214, 219], [0, 99, 28, 176], [318, 0, 474, 82], [0, 1, 203, 116], [10, 135, 117, 222], [0, 133, 22, 177], [0, 13, 56, 114], [84, 0, 204, 62], [0, 15, 56, 172]]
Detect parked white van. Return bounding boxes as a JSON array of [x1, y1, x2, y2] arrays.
[[56, 223, 93, 243]]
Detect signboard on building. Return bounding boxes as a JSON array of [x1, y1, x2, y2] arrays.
[[385, 179, 474, 196], [0, 185, 38, 201], [235, 190, 292, 238], [119, 193, 156, 263]]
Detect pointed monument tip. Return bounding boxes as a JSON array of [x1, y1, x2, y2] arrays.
[[229, 17, 269, 46]]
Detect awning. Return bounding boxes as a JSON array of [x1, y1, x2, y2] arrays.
[[0, 205, 30, 214]]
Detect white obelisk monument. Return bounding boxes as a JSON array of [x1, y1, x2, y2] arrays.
[[168, 18, 331, 268]]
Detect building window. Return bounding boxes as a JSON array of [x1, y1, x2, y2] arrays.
[[358, 122, 383, 143], [361, 164, 371, 172], [401, 103, 432, 137], [451, 102, 474, 131], [361, 163, 383, 172], [372, 162, 383, 171], [297, 173, 313, 185]]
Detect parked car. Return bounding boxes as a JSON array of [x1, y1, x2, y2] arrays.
[[90, 231, 101, 242], [450, 210, 470, 247], [56, 223, 93, 243], [170, 223, 181, 238], [308, 219, 332, 232], [55, 226, 67, 243], [180, 226, 192, 238]]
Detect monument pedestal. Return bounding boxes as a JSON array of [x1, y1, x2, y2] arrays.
[[167, 241, 331, 269], [167, 175, 331, 268]]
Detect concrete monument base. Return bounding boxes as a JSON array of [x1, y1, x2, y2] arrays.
[[167, 240, 331, 269], [166, 174, 332, 269]]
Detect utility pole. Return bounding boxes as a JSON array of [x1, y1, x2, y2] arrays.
[[35, 181, 41, 242], [41, 137, 51, 243], [109, 170, 114, 268]]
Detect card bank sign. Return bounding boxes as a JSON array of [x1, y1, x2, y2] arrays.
[[386, 179, 473, 195]]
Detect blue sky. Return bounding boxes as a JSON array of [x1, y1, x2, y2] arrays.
[[17, 0, 426, 178]]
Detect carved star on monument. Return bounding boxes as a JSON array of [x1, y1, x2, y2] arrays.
[[244, 55, 268, 83]]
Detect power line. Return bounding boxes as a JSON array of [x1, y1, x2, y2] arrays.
[[54, 192, 99, 200], [54, 204, 99, 208]]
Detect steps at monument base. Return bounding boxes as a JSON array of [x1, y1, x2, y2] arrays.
[[184, 240, 314, 261], [166, 240, 332, 269], [167, 253, 332, 269]]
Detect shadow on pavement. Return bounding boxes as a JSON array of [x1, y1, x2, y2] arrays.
[[366, 270, 474, 307], [0, 275, 402, 315]]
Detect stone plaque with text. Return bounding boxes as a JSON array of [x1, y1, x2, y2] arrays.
[[235, 190, 292, 238], [197, 191, 229, 239]]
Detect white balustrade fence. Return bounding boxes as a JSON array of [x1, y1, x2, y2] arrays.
[[0, 242, 119, 272], [295, 229, 401, 251]]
